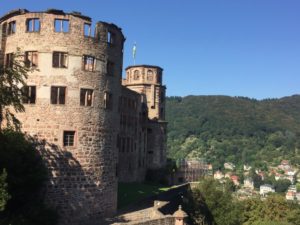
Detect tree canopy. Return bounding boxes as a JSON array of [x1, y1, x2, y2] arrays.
[[166, 95, 300, 168]]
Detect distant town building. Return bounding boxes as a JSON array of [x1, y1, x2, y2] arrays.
[[260, 184, 275, 196], [224, 162, 235, 170], [230, 175, 240, 186], [243, 164, 252, 171], [244, 178, 254, 190], [175, 158, 210, 183], [214, 170, 224, 180]]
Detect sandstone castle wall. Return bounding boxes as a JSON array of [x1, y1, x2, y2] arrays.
[[0, 9, 167, 225]]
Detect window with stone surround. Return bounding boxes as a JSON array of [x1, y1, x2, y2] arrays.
[[54, 19, 69, 32], [84, 23, 91, 36], [7, 21, 16, 35], [22, 85, 36, 104], [2, 23, 7, 36], [106, 61, 114, 76], [107, 31, 115, 44], [133, 70, 139, 80], [26, 18, 40, 32], [52, 52, 68, 68], [25, 51, 38, 67], [51, 86, 66, 105], [147, 70, 153, 81], [104, 91, 112, 109], [63, 131, 75, 146], [82, 55, 95, 71], [5, 53, 13, 68], [80, 88, 93, 106]]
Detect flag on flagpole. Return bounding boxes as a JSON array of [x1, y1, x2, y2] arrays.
[[133, 42, 136, 64]]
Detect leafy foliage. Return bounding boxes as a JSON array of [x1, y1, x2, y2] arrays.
[[0, 50, 31, 131], [0, 130, 58, 225], [166, 95, 300, 168], [189, 178, 300, 225], [0, 169, 10, 212]]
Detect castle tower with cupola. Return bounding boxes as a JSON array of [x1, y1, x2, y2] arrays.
[[0, 8, 168, 225], [123, 65, 167, 169]]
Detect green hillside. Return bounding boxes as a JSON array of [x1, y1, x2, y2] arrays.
[[166, 95, 300, 169]]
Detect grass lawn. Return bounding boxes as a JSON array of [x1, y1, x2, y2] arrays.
[[118, 182, 171, 209]]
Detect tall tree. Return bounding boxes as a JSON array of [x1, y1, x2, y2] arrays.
[[0, 50, 30, 132]]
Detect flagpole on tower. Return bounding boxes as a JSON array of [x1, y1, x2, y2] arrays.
[[133, 42, 136, 65]]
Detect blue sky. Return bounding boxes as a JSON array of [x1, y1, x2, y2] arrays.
[[1, 0, 299, 99]]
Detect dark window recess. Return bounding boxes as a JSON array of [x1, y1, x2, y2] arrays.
[[2, 23, 7, 36], [51, 86, 66, 104], [53, 52, 68, 68], [7, 21, 16, 35], [63, 131, 75, 146], [22, 86, 36, 104], [107, 31, 115, 44], [25, 51, 38, 67], [104, 92, 113, 109], [134, 70, 139, 80], [82, 55, 95, 71], [80, 89, 93, 106], [148, 151, 154, 154], [5, 53, 13, 68], [107, 61, 114, 75], [54, 19, 69, 32], [26, 18, 40, 32]]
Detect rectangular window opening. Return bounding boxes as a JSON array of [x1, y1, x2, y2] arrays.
[[80, 89, 93, 106], [25, 51, 38, 67], [107, 31, 115, 44], [107, 61, 114, 76], [7, 21, 16, 35], [5, 53, 13, 68], [51, 86, 66, 105], [26, 18, 40, 32], [53, 52, 68, 68], [54, 19, 69, 32], [82, 55, 95, 71], [22, 86, 36, 104], [63, 131, 75, 146], [84, 23, 92, 36], [104, 92, 113, 110]]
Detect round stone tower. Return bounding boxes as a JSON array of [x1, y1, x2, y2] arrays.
[[0, 9, 124, 224], [124, 65, 166, 120]]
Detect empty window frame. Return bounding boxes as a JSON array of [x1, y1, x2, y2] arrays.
[[82, 55, 95, 71], [51, 86, 66, 105], [54, 19, 69, 32], [2, 23, 7, 36], [84, 23, 92, 36], [107, 31, 115, 44], [80, 89, 93, 106], [107, 61, 114, 76], [63, 131, 75, 146], [53, 52, 68, 68], [26, 18, 40, 32], [7, 21, 16, 35], [22, 86, 36, 104], [25, 51, 38, 67], [5, 53, 13, 68], [104, 92, 113, 109], [147, 70, 153, 81], [133, 70, 140, 80]]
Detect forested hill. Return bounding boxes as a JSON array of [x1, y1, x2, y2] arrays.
[[166, 95, 300, 169]]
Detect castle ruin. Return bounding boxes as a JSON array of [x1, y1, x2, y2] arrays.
[[0, 9, 167, 225]]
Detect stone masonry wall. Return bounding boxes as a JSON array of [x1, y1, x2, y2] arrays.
[[0, 9, 124, 225]]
